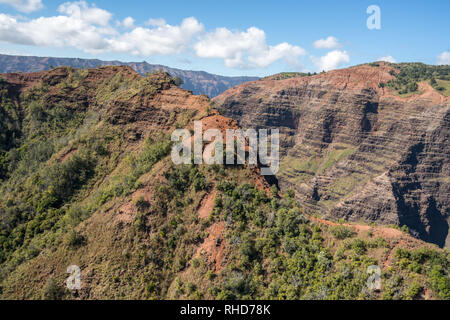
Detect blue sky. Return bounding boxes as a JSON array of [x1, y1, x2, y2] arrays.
[[0, 0, 449, 76]]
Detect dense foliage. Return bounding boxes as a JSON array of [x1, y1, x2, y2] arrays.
[[205, 182, 449, 300], [0, 66, 448, 300], [0, 67, 174, 270], [266, 72, 315, 80], [380, 63, 450, 95]]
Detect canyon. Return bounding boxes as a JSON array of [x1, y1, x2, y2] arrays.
[[0, 64, 447, 299], [214, 63, 450, 248]]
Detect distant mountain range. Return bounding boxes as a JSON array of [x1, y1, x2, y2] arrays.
[[0, 54, 259, 97]]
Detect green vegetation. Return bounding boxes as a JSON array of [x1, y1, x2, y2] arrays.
[[330, 225, 356, 240], [318, 145, 357, 175], [266, 72, 315, 80], [0, 67, 179, 276], [382, 63, 450, 95], [204, 182, 449, 300], [0, 66, 448, 300], [434, 79, 450, 96], [173, 76, 184, 87], [393, 248, 450, 299], [42, 278, 66, 300], [279, 144, 357, 187]]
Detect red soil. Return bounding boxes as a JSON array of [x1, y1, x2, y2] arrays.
[[198, 190, 217, 219]]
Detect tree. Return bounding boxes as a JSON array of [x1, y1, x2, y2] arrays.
[[430, 77, 437, 86], [173, 76, 184, 87]]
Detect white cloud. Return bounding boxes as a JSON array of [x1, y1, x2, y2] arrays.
[[0, 2, 203, 56], [248, 42, 306, 68], [377, 55, 396, 63], [194, 27, 306, 69], [0, 14, 109, 52], [311, 50, 350, 71], [146, 18, 166, 27], [108, 17, 203, 55], [0, 0, 42, 13], [0, 1, 307, 70], [121, 17, 135, 28], [437, 51, 450, 65], [0, 1, 115, 53], [58, 1, 112, 26], [313, 36, 340, 49]]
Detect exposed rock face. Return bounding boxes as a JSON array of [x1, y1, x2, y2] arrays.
[[214, 63, 450, 248], [0, 54, 259, 97]]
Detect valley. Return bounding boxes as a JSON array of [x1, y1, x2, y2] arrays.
[[0, 64, 448, 300], [214, 62, 450, 249]]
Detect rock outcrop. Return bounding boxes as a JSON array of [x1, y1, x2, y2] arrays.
[[214, 63, 450, 248]]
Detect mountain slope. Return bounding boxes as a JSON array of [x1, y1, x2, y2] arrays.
[[0, 66, 448, 300], [0, 54, 259, 97], [213, 62, 450, 249]]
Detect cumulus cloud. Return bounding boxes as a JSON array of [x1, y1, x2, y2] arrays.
[[0, 1, 203, 55], [58, 1, 112, 26], [311, 50, 350, 71], [120, 17, 134, 28], [108, 17, 204, 55], [194, 27, 306, 68], [0, 0, 42, 13], [437, 51, 450, 65], [0, 1, 307, 69], [377, 55, 396, 63], [313, 36, 340, 49], [0, 2, 114, 53], [146, 18, 166, 27]]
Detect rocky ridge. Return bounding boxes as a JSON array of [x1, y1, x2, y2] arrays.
[[0, 54, 259, 97], [214, 63, 450, 248]]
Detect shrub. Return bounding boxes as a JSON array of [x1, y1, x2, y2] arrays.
[[186, 282, 196, 294], [217, 180, 237, 195], [401, 225, 410, 234], [285, 189, 295, 198], [405, 282, 422, 300], [45, 153, 96, 208], [134, 212, 147, 232], [192, 258, 200, 268], [386, 63, 450, 95], [135, 196, 150, 213], [192, 172, 207, 192], [351, 239, 367, 255], [330, 225, 356, 240], [42, 278, 65, 300], [173, 76, 184, 87], [66, 230, 86, 248], [430, 265, 450, 299], [164, 165, 191, 192]]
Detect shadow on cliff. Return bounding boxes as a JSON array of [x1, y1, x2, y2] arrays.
[[424, 197, 448, 248], [395, 190, 448, 248], [392, 141, 448, 248]]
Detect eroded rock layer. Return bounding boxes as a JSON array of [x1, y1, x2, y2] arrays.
[[214, 63, 450, 248]]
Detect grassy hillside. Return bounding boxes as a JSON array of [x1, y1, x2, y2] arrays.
[[377, 62, 450, 96], [0, 67, 448, 300]]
